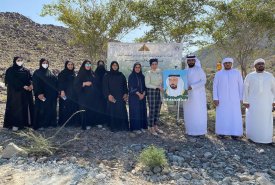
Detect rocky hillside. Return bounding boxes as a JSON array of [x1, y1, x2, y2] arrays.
[[0, 12, 90, 74]]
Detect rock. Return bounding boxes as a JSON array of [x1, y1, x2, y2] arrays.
[[0, 146, 3, 153], [258, 148, 265, 154], [37, 157, 47, 163], [97, 125, 103, 128], [129, 133, 136, 138], [189, 138, 197, 143], [271, 165, 275, 171], [153, 166, 162, 174], [222, 177, 232, 184], [96, 173, 106, 180], [268, 169, 275, 177], [131, 169, 136, 174], [169, 146, 180, 152], [1, 143, 28, 159], [69, 156, 77, 163], [130, 144, 142, 152], [233, 155, 240, 161], [182, 172, 192, 180], [204, 152, 212, 159], [237, 175, 253, 182], [256, 176, 273, 185]]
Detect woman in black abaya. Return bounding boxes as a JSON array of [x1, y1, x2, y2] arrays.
[[4, 56, 34, 131], [103, 61, 129, 131], [58, 60, 78, 126], [33, 58, 58, 129], [74, 60, 100, 130]]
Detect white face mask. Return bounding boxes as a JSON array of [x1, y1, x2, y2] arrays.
[[42, 64, 48, 69], [16, 61, 24, 66]]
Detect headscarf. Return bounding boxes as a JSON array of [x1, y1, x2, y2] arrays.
[[254, 58, 265, 66], [109, 61, 121, 75], [12, 56, 23, 69], [132, 62, 143, 76], [97, 60, 105, 67], [222, 57, 234, 69], [185, 55, 201, 68], [166, 74, 185, 97], [95, 60, 106, 79], [62, 60, 75, 76], [39, 58, 49, 70], [77, 60, 92, 79]]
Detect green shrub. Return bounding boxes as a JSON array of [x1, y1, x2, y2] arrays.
[[138, 145, 168, 169]]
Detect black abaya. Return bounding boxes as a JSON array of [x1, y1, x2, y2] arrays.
[[33, 65, 58, 129], [4, 62, 34, 129]]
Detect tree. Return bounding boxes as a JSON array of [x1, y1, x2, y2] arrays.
[[204, 0, 275, 77], [128, 0, 215, 46], [41, 0, 139, 61]]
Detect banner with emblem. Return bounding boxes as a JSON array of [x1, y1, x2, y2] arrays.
[[107, 42, 182, 77]]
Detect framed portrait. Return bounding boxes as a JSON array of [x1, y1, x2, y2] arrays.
[[163, 70, 188, 101]]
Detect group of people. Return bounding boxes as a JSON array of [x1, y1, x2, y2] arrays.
[[3, 55, 275, 144]]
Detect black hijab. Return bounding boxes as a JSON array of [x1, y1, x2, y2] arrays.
[[95, 60, 106, 80], [12, 56, 23, 70], [109, 61, 121, 75], [63, 60, 75, 75], [131, 62, 143, 76], [77, 60, 93, 79], [39, 58, 49, 71]]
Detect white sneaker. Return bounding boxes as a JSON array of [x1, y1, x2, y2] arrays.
[[12, 126, 19, 131], [86, 126, 91, 130], [135, 130, 142, 134]]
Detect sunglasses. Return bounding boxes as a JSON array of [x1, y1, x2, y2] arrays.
[[85, 64, 92, 67]]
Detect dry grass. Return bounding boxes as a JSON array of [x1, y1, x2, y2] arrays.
[[16, 110, 84, 156]]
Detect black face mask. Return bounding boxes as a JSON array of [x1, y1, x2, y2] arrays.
[[188, 63, 195, 68]]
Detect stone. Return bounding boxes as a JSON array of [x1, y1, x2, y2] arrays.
[[129, 133, 136, 138], [237, 175, 253, 182], [204, 152, 212, 159], [153, 166, 162, 174], [37, 157, 47, 163], [233, 155, 240, 161], [96, 173, 106, 180], [256, 176, 273, 185], [271, 165, 275, 171], [182, 172, 192, 180], [0, 146, 3, 153], [222, 177, 232, 184], [1, 143, 28, 159]]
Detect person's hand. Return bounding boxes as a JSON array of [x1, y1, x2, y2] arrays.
[[243, 103, 250, 109], [214, 100, 219, 107], [28, 85, 33, 91], [23, 86, 29, 91], [188, 86, 192, 90], [272, 103, 275, 107], [38, 94, 45, 101], [123, 94, 128, 102], [60, 91, 66, 98], [140, 93, 145, 100], [83, 81, 92, 87], [108, 95, 115, 103], [158, 86, 164, 92]]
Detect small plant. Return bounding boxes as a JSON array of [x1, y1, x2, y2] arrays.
[[138, 145, 168, 169]]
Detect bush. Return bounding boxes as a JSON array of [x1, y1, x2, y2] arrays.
[[138, 145, 168, 169]]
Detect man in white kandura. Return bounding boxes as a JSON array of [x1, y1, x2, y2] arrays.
[[183, 55, 207, 136], [213, 58, 243, 139], [243, 58, 275, 144]]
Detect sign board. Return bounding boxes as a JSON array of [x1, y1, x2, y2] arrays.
[[107, 42, 182, 77]]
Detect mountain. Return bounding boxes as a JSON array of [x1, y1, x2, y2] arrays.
[[0, 12, 90, 74]]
